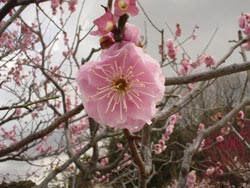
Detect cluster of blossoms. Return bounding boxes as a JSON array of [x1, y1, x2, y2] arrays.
[[178, 54, 216, 76], [239, 13, 250, 35], [94, 152, 131, 184], [154, 114, 181, 154], [76, 0, 165, 132], [186, 170, 196, 188], [0, 21, 38, 56], [70, 117, 89, 139], [239, 13, 250, 51], [158, 24, 216, 76], [0, 30, 17, 51], [50, 0, 77, 14], [205, 163, 223, 177], [36, 136, 52, 154], [215, 110, 245, 143], [237, 110, 245, 128], [1, 126, 17, 143]]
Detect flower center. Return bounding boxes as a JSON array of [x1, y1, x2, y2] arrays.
[[113, 77, 128, 92], [105, 21, 114, 32], [118, 0, 128, 10]]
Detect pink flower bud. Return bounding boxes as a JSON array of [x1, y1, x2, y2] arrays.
[[216, 135, 224, 143], [175, 24, 182, 37], [204, 55, 216, 67], [166, 39, 174, 49], [238, 15, 246, 29], [238, 110, 244, 119]]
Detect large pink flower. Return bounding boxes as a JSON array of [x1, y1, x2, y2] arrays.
[[76, 42, 165, 132], [114, 0, 139, 16]]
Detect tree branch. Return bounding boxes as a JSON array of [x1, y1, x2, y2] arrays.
[[0, 0, 48, 21], [0, 104, 83, 158], [123, 129, 148, 188], [165, 62, 250, 86]]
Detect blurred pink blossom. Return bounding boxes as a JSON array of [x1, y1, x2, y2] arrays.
[[204, 55, 216, 67], [175, 24, 182, 37], [124, 23, 141, 45], [154, 143, 166, 154], [242, 41, 250, 51], [239, 14, 247, 28], [68, 0, 77, 12], [216, 135, 224, 143], [165, 39, 174, 49], [221, 126, 230, 135], [186, 170, 196, 188], [100, 157, 109, 166], [15, 108, 22, 116], [116, 143, 123, 149], [238, 13, 250, 34], [167, 48, 178, 59], [179, 59, 192, 75], [238, 110, 244, 119], [205, 167, 215, 176]]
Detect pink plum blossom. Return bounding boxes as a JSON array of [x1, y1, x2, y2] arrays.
[[100, 157, 109, 166], [239, 14, 247, 29], [221, 126, 230, 135], [168, 48, 178, 59], [116, 143, 123, 149], [179, 59, 192, 75], [191, 54, 205, 68], [238, 110, 244, 119], [244, 25, 250, 35], [205, 167, 215, 176], [70, 117, 88, 138], [169, 114, 182, 125], [238, 13, 250, 33], [124, 23, 141, 45], [154, 143, 166, 154], [76, 42, 165, 131], [175, 24, 182, 37], [216, 135, 224, 143], [242, 41, 250, 51], [51, 0, 60, 15], [1, 126, 17, 143], [114, 0, 139, 16], [169, 114, 177, 124], [68, 0, 77, 12], [91, 9, 116, 36], [165, 39, 178, 59], [165, 39, 174, 49], [204, 55, 216, 67], [186, 170, 196, 188], [15, 108, 22, 116], [198, 123, 205, 130], [165, 124, 174, 136]]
